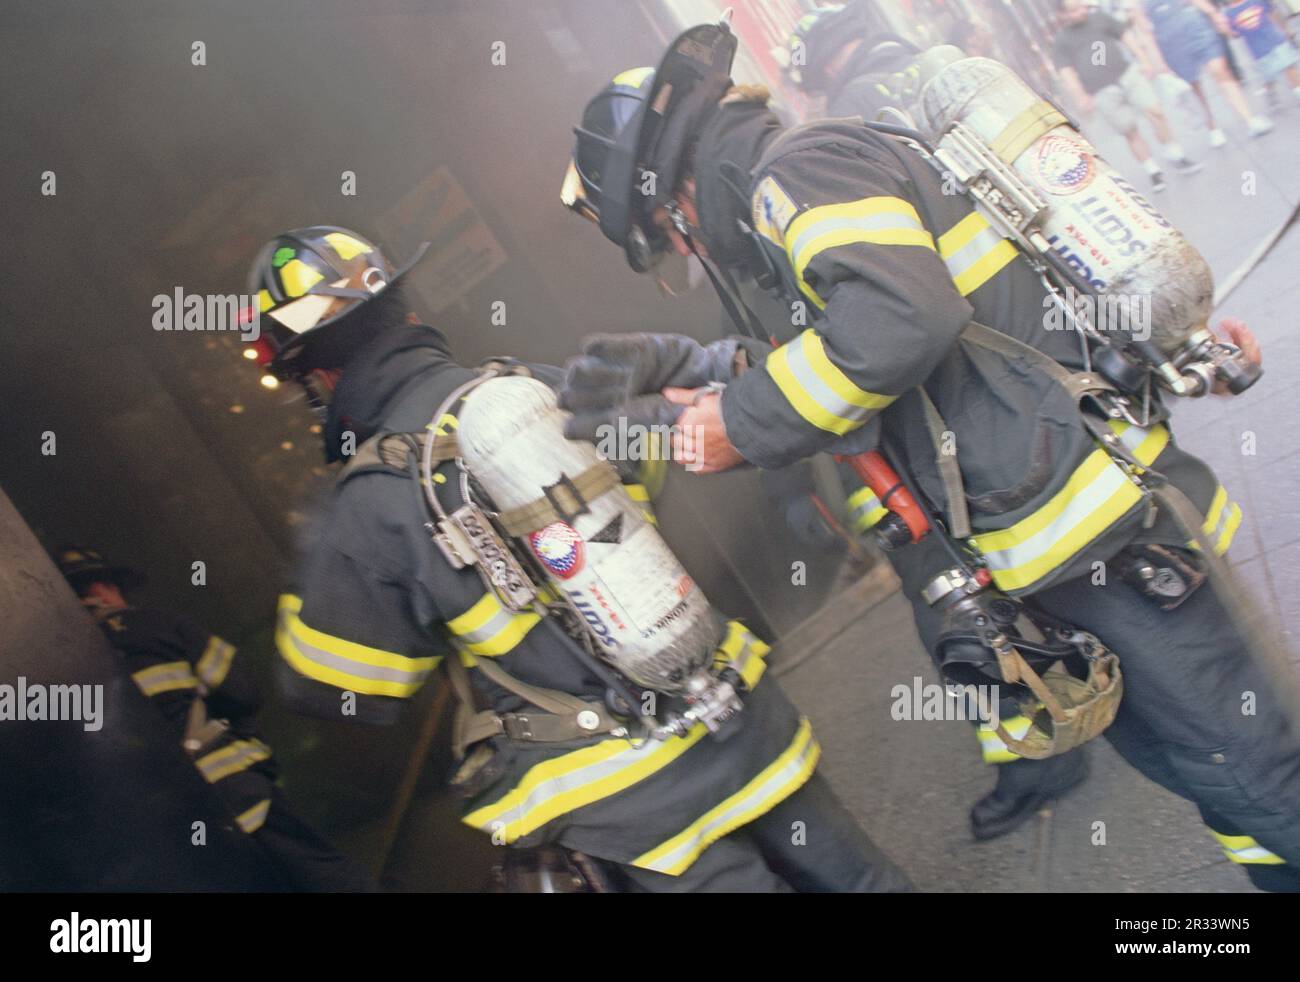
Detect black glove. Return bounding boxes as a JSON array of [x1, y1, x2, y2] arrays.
[[559, 333, 745, 441]]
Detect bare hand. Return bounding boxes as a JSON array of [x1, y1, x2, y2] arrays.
[[662, 387, 747, 474], [1212, 317, 1262, 396]]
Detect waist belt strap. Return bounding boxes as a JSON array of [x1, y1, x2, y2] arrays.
[[917, 389, 971, 539], [443, 649, 623, 759], [495, 462, 622, 536]]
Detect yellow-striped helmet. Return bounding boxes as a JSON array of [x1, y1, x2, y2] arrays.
[[246, 226, 428, 374]]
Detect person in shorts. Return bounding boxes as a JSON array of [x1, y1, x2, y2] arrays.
[[1053, 0, 1202, 189]]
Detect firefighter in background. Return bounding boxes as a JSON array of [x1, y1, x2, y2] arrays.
[[245, 225, 911, 892], [55, 545, 373, 891], [779, 3, 1095, 839], [781, 1, 924, 119], [559, 21, 1300, 891]]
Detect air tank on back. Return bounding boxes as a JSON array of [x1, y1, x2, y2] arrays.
[[915, 45, 1214, 360]]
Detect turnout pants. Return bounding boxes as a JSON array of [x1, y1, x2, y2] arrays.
[[1032, 571, 1300, 891], [892, 539, 1300, 890], [617, 772, 913, 892], [244, 785, 376, 892]]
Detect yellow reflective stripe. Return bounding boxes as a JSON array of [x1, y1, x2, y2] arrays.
[[132, 661, 199, 697], [623, 481, 658, 525], [847, 485, 889, 531], [445, 592, 542, 656], [278, 258, 324, 297], [977, 715, 1032, 764], [633, 718, 819, 875], [463, 724, 710, 843], [196, 636, 236, 689], [937, 212, 1018, 296], [1189, 485, 1242, 556], [275, 595, 436, 698], [766, 329, 896, 436], [784, 196, 935, 308], [195, 739, 271, 783], [1210, 830, 1285, 865], [322, 231, 370, 260], [971, 422, 1169, 592], [612, 66, 654, 88], [712, 620, 769, 690], [235, 798, 271, 833]]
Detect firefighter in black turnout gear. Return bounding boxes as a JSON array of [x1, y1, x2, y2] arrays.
[[55, 545, 373, 891], [247, 225, 910, 892], [783, 2, 1091, 840], [560, 21, 1300, 890], [783, 1, 923, 122]]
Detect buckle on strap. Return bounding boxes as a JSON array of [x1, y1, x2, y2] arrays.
[[543, 473, 588, 527]]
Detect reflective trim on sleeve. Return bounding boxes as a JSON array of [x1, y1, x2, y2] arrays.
[[462, 723, 711, 844], [195, 739, 272, 784], [847, 485, 889, 532], [1210, 829, 1285, 865], [196, 635, 236, 689], [784, 196, 935, 308], [977, 714, 1033, 764], [970, 421, 1169, 592], [1188, 484, 1242, 556], [623, 481, 658, 525], [632, 717, 820, 875], [712, 620, 769, 690], [276, 594, 437, 698], [766, 329, 896, 436], [132, 660, 199, 697], [937, 211, 1019, 296], [445, 592, 542, 657], [235, 798, 272, 834]]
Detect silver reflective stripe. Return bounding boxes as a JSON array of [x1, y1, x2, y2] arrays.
[[132, 661, 199, 696], [781, 335, 879, 427], [788, 209, 926, 269], [639, 727, 818, 874], [942, 223, 1006, 282], [453, 604, 516, 647], [477, 738, 678, 834], [236, 798, 271, 833], [196, 740, 271, 783], [848, 487, 885, 528], [278, 606, 432, 688], [979, 424, 1155, 574], [977, 457, 1132, 573], [197, 637, 236, 688]]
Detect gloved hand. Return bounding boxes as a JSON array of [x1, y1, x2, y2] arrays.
[[559, 333, 746, 441]]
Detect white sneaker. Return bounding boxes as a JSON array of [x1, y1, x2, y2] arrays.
[[1209, 128, 1228, 148], [1248, 115, 1274, 136]]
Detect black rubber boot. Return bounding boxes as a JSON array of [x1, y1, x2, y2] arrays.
[[970, 747, 1090, 841]]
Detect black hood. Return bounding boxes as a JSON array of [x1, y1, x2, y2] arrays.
[[323, 321, 456, 463], [693, 99, 783, 270]]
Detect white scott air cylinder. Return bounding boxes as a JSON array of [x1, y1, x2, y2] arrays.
[[917, 48, 1213, 357], [456, 375, 722, 694]]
